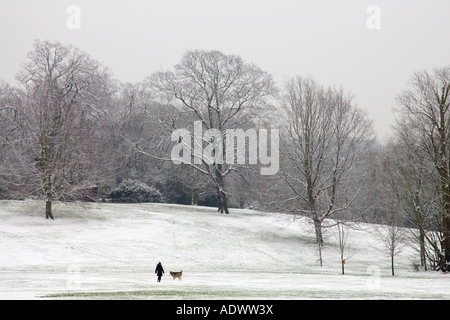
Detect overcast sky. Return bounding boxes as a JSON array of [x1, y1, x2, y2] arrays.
[[1, 0, 449, 141]]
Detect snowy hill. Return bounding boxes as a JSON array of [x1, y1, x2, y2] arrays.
[[0, 200, 448, 299]]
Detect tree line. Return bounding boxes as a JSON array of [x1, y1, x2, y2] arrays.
[[0, 40, 449, 272]]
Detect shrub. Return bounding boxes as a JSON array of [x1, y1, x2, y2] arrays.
[[109, 179, 164, 203]]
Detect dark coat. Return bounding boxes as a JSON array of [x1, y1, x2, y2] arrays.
[[155, 263, 165, 277]]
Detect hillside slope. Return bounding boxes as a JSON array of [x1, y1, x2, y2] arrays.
[[0, 200, 447, 299]]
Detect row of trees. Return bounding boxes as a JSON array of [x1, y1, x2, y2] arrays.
[[388, 67, 450, 272], [0, 40, 449, 271]]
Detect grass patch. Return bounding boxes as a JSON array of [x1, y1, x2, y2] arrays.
[[45, 288, 432, 300], [44, 289, 274, 299]]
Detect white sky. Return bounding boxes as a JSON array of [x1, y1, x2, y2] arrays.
[[1, 0, 449, 141]]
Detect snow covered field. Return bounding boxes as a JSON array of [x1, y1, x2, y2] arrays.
[[0, 200, 448, 300]]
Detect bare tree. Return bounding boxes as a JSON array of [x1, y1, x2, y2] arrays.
[[4, 40, 112, 219], [331, 211, 359, 274], [334, 219, 348, 274], [395, 66, 450, 271], [104, 82, 172, 184], [379, 138, 439, 271], [146, 49, 277, 213], [0, 81, 23, 197], [376, 208, 407, 276], [279, 76, 374, 253]]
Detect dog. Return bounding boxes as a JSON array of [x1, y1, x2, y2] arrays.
[[170, 270, 183, 280]]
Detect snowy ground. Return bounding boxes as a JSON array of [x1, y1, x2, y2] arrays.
[[0, 200, 448, 300]]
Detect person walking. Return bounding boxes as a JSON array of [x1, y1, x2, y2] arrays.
[[155, 262, 165, 283]]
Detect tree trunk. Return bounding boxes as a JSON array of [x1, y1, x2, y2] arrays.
[[214, 165, 229, 214], [313, 216, 324, 246], [45, 199, 54, 220], [217, 187, 229, 214], [44, 175, 54, 219], [437, 91, 450, 272], [391, 254, 395, 276], [419, 227, 427, 270], [442, 211, 450, 272], [191, 188, 199, 206], [439, 180, 450, 272], [313, 215, 324, 266]]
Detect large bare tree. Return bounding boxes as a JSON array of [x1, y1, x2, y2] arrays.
[[3, 40, 112, 219], [146, 49, 277, 213], [394, 66, 450, 271], [279, 76, 374, 249], [0, 81, 23, 197]]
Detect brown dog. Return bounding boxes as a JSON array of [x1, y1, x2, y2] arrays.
[[170, 270, 183, 280]]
